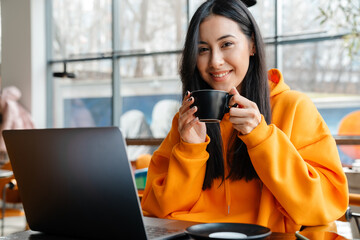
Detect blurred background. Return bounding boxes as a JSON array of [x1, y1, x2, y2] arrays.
[[0, 0, 359, 163], [0, 0, 359, 237]]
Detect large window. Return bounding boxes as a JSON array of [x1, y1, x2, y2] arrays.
[[52, 0, 112, 59], [50, 0, 113, 128], [48, 0, 360, 163], [49, 0, 187, 132]]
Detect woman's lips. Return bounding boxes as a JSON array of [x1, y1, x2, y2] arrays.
[[210, 70, 232, 81]]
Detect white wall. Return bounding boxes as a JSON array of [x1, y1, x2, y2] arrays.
[[1, 0, 46, 128]]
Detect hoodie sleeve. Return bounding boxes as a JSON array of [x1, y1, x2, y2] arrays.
[[141, 113, 210, 218], [239, 89, 349, 226]]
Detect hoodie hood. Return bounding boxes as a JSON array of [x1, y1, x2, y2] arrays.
[[268, 69, 290, 98]]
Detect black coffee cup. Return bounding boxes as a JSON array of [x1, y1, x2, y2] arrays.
[[191, 90, 233, 123]]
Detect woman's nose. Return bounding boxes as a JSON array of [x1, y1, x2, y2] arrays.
[[209, 50, 224, 69]]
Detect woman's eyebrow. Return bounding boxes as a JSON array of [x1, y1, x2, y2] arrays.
[[217, 34, 236, 41], [198, 34, 237, 44]]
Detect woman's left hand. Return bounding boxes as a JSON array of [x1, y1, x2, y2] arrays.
[[228, 87, 262, 135]]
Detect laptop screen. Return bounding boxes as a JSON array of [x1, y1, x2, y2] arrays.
[[3, 127, 148, 239]]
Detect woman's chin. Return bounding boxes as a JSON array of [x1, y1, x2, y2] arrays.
[[212, 86, 232, 92]]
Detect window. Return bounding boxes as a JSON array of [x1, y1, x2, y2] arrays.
[[49, 0, 188, 153], [249, 0, 275, 38], [48, 0, 360, 163], [52, 0, 112, 59]]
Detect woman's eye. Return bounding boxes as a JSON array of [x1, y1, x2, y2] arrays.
[[222, 42, 233, 48], [198, 47, 209, 53]]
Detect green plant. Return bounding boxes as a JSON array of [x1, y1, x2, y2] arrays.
[[317, 0, 360, 60]]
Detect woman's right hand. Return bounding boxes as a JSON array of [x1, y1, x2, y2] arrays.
[[178, 91, 206, 144]]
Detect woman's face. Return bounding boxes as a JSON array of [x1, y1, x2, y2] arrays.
[[196, 15, 254, 92]]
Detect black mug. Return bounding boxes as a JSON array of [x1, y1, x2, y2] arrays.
[[191, 90, 233, 123]]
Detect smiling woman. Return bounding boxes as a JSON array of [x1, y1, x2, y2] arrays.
[[196, 15, 254, 92], [141, 0, 349, 234]]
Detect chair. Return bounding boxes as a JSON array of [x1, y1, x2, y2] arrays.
[[134, 154, 151, 201], [340, 193, 360, 235], [0, 162, 24, 236]]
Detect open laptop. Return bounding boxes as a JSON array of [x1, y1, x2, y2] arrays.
[[3, 127, 196, 239]]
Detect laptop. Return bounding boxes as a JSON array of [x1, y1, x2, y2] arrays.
[[3, 127, 196, 239]]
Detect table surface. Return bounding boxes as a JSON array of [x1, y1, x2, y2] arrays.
[[0, 170, 13, 179], [0, 217, 348, 240]]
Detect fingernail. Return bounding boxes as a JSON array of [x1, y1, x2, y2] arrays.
[[187, 97, 193, 102], [185, 91, 190, 97]]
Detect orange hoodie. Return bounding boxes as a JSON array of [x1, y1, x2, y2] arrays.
[[141, 69, 349, 232]]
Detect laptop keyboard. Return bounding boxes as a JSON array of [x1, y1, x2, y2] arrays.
[[145, 225, 181, 238]]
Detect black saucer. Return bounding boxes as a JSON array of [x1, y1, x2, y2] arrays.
[[185, 223, 271, 240]]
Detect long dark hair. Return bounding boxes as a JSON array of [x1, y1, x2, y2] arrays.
[[179, 0, 271, 190]]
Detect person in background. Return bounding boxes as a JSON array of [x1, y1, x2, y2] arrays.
[[0, 86, 35, 165], [141, 0, 348, 233], [120, 109, 154, 162], [150, 99, 181, 138], [69, 99, 96, 127]]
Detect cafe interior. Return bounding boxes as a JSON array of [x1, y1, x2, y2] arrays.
[[0, 0, 359, 239]]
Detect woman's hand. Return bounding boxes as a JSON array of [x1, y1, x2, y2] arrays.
[[228, 87, 262, 135], [178, 91, 206, 144]]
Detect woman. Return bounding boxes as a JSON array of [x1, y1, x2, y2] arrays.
[[141, 0, 348, 233]]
